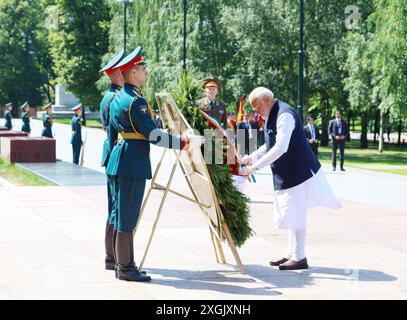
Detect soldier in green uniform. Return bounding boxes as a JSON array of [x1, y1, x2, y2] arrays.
[[106, 47, 204, 282], [3, 102, 13, 130], [197, 76, 228, 129], [41, 103, 53, 138], [70, 103, 83, 165], [20, 102, 31, 134], [99, 50, 125, 271]]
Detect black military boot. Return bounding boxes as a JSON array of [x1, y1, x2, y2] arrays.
[[104, 222, 115, 270], [115, 231, 151, 282]]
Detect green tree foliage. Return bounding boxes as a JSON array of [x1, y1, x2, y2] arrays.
[[48, 0, 111, 108], [368, 0, 407, 147], [0, 0, 51, 110]]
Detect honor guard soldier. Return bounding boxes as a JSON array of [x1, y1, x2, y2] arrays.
[[41, 103, 53, 138], [99, 50, 125, 271], [106, 46, 204, 282], [197, 76, 228, 129], [20, 102, 31, 134], [70, 103, 83, 165], [3, 102, 13, 130]]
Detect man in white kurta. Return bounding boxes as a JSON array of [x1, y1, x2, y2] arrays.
[[242, 87, 341, 270]]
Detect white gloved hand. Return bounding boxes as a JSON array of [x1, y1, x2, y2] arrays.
[[187, 134, 206, 149]]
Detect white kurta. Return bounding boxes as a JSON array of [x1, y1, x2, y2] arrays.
[[248, 113, 341, 229]]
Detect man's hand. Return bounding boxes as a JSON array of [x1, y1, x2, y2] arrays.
[[308, 139, 314, 144], [335, 135, 340, 141], [241, 155, 252, 165], [241, 165, 257, 176]]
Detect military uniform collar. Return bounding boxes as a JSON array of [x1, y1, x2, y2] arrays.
[[109, 83, 122, 92], [124, 83, 143, 96]]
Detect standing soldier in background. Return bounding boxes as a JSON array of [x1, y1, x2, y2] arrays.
[[3, 102, 13, 130], [41, 103, 53, 138], [70, 103, 83, 165], [99, 50, 125, 271], [197, 76, 228, 129], [20, 102, 31, 134]]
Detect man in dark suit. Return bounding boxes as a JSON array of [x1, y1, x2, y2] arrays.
[[303, 117, 320, 157], [328, 110, 349, 171], [238, 113, 256, 155]]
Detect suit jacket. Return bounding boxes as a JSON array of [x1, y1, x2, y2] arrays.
[[328, 118, 349, 140], [303, 124, 320, 141]]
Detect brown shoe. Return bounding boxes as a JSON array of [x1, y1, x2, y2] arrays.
[[279, 258, 308, 270], [269, 257, 289, 266]]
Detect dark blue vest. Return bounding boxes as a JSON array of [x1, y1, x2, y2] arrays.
[[265, 100, 321, 190]]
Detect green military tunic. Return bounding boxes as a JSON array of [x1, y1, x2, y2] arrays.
[[106, 83, 185, 232], [21, 111, 31, 133], [70, 115, 83, 165], [100, 83, 122, 226], [41, 113, 53, 138], [197, 97, 228, 129], [4, 110, 12, 130]]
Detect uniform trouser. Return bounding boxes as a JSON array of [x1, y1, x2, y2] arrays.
[[72, 144, 81, 165], [116, 177, 146, 232], [105, 174, 117, 261], [332, 140, 345, 168]]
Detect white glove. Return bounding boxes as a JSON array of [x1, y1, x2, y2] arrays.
[[187, 134, 205, 149]]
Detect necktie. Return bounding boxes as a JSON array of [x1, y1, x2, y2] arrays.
[[338, 119, 342, 134]]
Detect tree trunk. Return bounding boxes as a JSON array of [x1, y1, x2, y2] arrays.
[[360, 111, 368, 149], [398, 119, 403, 146], [373, 109, 380, 143], [378, 110, 384, 153], [320, 90, 329, 146]]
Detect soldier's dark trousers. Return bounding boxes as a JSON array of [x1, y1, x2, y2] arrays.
[[104, 174, 117, 269], [72, 144, 81, 165], [116, 177, 146, 232], [332, 140, 345, 169]]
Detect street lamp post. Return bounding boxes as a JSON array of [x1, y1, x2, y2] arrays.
[[117, 0, 133, 54], [183, 0, 187, 71], [297, 0, 304, 123]]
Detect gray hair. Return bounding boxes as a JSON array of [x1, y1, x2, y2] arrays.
[[248, 87, 274, 104]]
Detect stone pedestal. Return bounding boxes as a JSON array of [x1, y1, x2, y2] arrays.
[[1, 137, 56, 163], [0, 131, 29, 154]]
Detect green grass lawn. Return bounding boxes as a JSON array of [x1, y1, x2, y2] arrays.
[[0, 158, 55, 186], [319, 141, 407, 175], [53, 119, 102, 128]]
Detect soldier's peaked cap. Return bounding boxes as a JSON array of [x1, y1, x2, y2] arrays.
[[203, 76, 222, 89], [42, 103, 52, 110], [71, 103, 82, 111], [114, 46, 146, 73], [20, 101, 29, 110], [100, 50, 126, 75]]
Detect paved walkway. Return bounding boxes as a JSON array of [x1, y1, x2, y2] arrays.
[[0, 119, 406, 299]]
